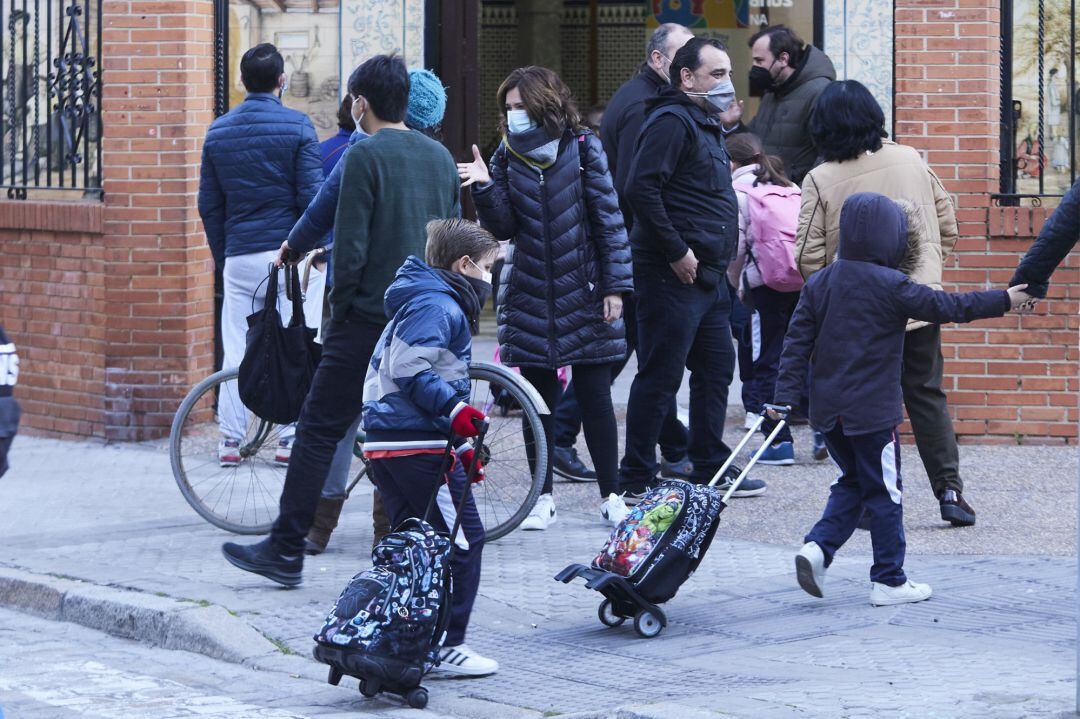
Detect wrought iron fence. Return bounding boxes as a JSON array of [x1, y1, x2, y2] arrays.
[[997, 0, 1077, 206], [0, 0, 101, 199]]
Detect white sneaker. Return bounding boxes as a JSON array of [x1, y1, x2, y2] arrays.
[[870, 580, 932, 606], [520, 493, 556, 531], [275, 439, 292, 468], [599, 493, 628, 527], [218, 438, 241, 468], [434, 643, 499, 677], [795, 542, 826, 598], [743, 411, 757, 430]]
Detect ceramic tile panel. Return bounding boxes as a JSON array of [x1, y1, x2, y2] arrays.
[[340, 0, 426, 95], [823, 0, 894, 132]]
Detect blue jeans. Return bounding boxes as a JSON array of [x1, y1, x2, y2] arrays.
[[806, 426, 906, 586], [620, 265, 735, 488]]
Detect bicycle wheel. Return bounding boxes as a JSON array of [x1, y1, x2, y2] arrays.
[[466, 362, 549, 541], [169, 368, 287, 534]]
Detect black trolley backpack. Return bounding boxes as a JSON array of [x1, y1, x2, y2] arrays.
[[313, 421, 488, 709], [557, 409, 790, 638]]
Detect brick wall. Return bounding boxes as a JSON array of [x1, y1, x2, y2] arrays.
[[894, 0, 1079, 444], [0, 203, 106, 437], [100, 0, 215, 441]]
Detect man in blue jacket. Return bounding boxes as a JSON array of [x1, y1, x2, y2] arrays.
[[197, 43, 325, 467], [620, 37, 766, 498]]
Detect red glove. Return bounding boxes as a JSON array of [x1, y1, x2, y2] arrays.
[[450, 402, 486, 438], [455, 443, 486, 483]]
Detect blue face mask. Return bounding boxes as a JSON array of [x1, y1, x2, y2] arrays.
[[507, 109, 537, 135], [688, 78, 737, 114]]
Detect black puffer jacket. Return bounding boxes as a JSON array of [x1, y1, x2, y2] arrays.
[[473, 128, 633, 368]]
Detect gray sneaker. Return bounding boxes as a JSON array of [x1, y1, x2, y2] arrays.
[[659, 456, 693, 479], [714, 466, 767, 498]]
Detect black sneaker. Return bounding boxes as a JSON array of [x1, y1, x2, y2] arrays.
[[659, 456, 694, 479], [713, 465, 767, 498], [939, 489, 976, 527], [222, 538, 303, 587], [553, 446, 597, 482]]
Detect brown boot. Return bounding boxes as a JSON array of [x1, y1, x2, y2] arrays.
[[305, 496, 345, 555], [371, 490, 392, 549]]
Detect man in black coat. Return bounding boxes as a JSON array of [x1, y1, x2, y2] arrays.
[[620, 37, 767, 499], [551, 23, 695, 485]]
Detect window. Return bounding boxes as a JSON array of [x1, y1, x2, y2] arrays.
[[999, 0, 1078, 204], [0, 0, 102, 199], [215, 0, 344, 142]]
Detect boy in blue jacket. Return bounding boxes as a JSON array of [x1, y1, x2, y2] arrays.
[[770, 193, 1032, 606], [362, 219, 500, 677]]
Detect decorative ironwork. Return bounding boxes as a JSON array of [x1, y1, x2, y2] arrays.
[[998, 0, 1077, 203], [213, 0, 228, 118], [0, 0, 101, 199]]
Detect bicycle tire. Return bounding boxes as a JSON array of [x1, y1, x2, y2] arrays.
[[169, 367, 282, 534], [169, 363, 548, 540], [466, 362, 548, 541]]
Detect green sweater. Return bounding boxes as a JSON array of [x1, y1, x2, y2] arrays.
[[330, 129, 461, 324]]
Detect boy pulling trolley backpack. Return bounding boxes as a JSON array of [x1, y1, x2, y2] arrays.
[[313, 423, 487, 710], [556, 410, 789, 637]]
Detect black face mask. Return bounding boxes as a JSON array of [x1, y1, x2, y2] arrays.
[[464, 275, 492, 311], [748, 65, 776, 97]]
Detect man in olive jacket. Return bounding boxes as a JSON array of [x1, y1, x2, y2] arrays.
[[722, 25, 835, 186]]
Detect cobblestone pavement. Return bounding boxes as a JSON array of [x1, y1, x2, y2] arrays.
[[0, 434, 1076, 717]]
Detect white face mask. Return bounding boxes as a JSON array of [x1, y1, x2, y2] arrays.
[[506, 108, 537, 135], [468, 258, 492, 285]]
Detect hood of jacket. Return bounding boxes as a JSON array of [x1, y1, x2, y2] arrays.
[[837, 192, 908, 269], [383, 256, 475, 321], [776, 45, 837, 97]]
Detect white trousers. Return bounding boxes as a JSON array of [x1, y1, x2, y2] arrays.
[[219, 249, 326, 440]]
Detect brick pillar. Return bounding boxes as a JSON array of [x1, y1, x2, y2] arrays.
[[101, 0, 215, 441], [894, 1, 1078, 443]]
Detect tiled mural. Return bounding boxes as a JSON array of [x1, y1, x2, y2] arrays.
[[823, 0, 894, 132], [340, 0, 425, 95]]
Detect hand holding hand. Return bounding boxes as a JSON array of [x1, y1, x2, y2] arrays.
[[456, 144, 491, 188], [603, 294, 623, 323], [450, 403, 487, 438], [670, 248, 699, 285], [1007, 284, 1037, 312]]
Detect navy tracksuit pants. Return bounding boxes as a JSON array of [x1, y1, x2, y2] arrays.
[[369, 453, 485, 647], [805, 426, 907, 587]]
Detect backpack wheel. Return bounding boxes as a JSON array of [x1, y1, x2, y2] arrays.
[[327, 666, 343, 686], [359, 679, 379, 698], [634, 609, 663, 638], [406, 687, 429, 709], [597, 599, 625, 627]]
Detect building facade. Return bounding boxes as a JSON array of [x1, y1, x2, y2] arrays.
[[0, 0, 1075, 442]]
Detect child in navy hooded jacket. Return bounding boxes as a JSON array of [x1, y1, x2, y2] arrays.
[[360, 219, 501, 677], [772, 193, 1031, 606]]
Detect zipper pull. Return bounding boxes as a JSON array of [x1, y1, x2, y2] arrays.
[[539, 170, 545, 186]]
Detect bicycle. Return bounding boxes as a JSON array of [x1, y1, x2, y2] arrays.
[[169, 361, 549, 542]]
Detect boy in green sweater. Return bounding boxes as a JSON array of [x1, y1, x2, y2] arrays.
[[223, 54, 461, 586]]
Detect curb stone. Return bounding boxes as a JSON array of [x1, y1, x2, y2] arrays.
[[0, 566, 548, 718], [557, 705, 735, 719], [0, 566, 279, 663]]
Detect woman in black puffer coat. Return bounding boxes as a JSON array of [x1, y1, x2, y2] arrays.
[[458, 66, 633, 531]]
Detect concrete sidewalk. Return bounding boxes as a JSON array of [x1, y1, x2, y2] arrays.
[[0, 433, 1075, 717]]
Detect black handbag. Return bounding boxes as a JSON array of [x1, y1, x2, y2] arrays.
[[238, 263, 321, 425]]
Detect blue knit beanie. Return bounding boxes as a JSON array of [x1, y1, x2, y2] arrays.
[[406, 69, 447, 130]]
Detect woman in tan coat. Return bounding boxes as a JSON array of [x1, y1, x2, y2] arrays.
[[795, 80, 975, 528]]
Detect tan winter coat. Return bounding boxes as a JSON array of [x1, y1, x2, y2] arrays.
[[795, 140, 958, 330]]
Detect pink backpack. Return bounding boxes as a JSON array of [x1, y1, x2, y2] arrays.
[[744, 183, 804, 292]]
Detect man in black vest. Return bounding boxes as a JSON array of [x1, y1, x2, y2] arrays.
[[551, 24, 695, 485], [620, 37, 767, 499]]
